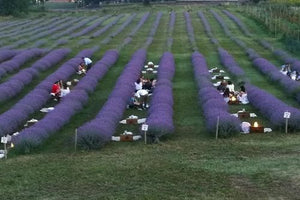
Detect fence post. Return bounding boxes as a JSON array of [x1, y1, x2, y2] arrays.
[[216, 116, 220, 140], [75, 129, 78, 152]]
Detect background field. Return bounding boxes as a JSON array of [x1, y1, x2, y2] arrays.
[[0, 4, 300, 199]]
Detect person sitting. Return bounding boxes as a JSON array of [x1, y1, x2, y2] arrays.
[[51, 81, 61, 101], [82, 57, 92, 71], [142, 78, 152, 91], [237, 85, 249, 104], [127, 92, 142, 110], [226, 80, 235, 94], [77, 63, 86, 75], [217, 80, 227, 93], [135, 89, 149, 109], [60, 82, 70, 97], [296, 71, 300, 81], [150, 78, 156, 89], [223, 88, 231, 103], [135, 78, 143, 92], [280, 63, 288, 75]]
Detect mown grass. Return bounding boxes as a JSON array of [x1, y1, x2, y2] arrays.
[[1, 5, 300, 199]]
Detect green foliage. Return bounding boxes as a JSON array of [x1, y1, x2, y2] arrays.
[[0, 0, 31, 16]]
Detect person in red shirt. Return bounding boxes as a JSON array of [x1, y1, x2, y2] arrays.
[[51, 81, 61, 101]]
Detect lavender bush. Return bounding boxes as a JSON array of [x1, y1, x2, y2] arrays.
[[146, 52, 175, 139]]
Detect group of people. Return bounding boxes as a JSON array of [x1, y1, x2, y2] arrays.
[[280, 63, 300, 81], [51, 80, 70, 101], [77, 57, 93, 75], [127, 76, 157, 110], [217, 80, 249, 104]]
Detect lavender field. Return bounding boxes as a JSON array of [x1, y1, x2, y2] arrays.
[[0, 4, 300, 199]]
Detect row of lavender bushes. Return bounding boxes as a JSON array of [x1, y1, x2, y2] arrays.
[[0, 49, 18, 63], [222, 10, 251, 37], [259, 40, 300, 73], [246, 83, 300, 131], [92, 15, 124, 38], [51, 16, 97, 39], [210, 10, 247, 49], [184, 12, 198, 51], [218, 47, 245, 77], [1, 17, 73, 49], [0, 19, 42, 40], [12, 50, 119, 153], [144, 12, 163, 49], [77, 49, 147, 149], [0, 48, 45, 79], [0, 48, 96, 137], [101, 14, 136, 45], [252, 58, 300, 94], [197, 11, 219, 45], [146, 52, 175, 139], [0, 17, 59, 40], [0, 48, 70, 102], [119, 12, 150, 49], [0, 19, 34, 35], [71, 15, 111, 38], [192, 52, 241, 137], [166, 11, 176, 51]]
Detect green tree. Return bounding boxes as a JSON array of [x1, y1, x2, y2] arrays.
[[0, 0, 31, 16]]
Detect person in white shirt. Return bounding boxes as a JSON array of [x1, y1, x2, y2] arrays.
[[82, 57, 92, 71], [135, 78, 143, 92], [135, 89, 149, 109], [237, 85, 249, 104], [226, 80, 235, 93]]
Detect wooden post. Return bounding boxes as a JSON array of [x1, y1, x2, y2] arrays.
[[144, 131, 147, 144], [216, 116, 220, 140], [4, 143, 7, 159], [74, 129, 78, 152], [285, 118, 288, 134]]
